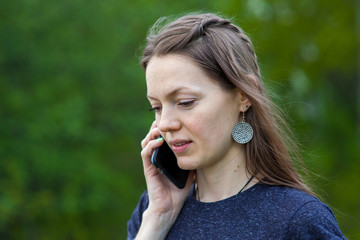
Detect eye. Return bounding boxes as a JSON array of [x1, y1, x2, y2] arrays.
[[149, 106, 161, 112], [178, 100, 195, 108]]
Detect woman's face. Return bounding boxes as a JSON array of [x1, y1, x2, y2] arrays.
[[146, 54, 244, 171]]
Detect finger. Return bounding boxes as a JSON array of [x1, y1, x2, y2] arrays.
[[141, 137, 164, 169], [141, 126, 161, 149], [141, 127, 161, 149], [150, 120, 157, 129], [140, 121, 158, 149]]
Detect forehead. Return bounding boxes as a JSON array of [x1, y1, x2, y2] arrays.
[[145, 54, 219, 97]]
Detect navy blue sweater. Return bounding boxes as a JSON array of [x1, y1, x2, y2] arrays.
[[127, 184, 345, 239]]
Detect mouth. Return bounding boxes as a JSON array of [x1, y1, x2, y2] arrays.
[[170, 140, 193, 154]]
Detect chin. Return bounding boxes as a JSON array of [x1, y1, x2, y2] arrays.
[[177, 156, 199, 170]]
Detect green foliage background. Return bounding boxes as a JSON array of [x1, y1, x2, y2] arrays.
[[0, 0, 359, 239]]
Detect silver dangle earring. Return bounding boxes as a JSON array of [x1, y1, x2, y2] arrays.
[[232, 111, 253, 144]]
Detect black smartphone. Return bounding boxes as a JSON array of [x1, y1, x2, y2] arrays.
[[151, 137, 189, 189]]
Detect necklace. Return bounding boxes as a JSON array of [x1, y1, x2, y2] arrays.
[[196, 175, 255, 202]]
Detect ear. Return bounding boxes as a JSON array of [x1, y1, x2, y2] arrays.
[[233, 88, 251, 113], [238, 74, 257, 112], [239, 91, 251, 113]]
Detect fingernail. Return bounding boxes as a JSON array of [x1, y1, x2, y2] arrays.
[[156, 137, 164, 142]]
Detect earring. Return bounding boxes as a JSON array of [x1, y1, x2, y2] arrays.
[[232, 111, 253, 144]]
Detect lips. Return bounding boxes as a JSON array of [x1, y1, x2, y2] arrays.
[[169, 140, 192, 154]]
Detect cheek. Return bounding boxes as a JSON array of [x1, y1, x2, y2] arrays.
[[187, 111, 234, 143]]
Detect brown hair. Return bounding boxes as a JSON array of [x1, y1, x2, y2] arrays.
[[141, 13, 314, 196]]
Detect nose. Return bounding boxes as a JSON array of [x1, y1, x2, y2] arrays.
[[157, 107, 181, 133]]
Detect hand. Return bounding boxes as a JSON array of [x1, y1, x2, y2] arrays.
[[136, 121, 194, 239]]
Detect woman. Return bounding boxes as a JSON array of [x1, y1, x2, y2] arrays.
[[127, 13, 345, 239]]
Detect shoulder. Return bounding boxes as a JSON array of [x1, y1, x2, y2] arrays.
[[251, 184, 345, 239], [286, 200, 345, 239], [244, 184, 320, 212], [127, 191, 149, 240], [238, 184, 319, 226], [244, 184, 345, 239]]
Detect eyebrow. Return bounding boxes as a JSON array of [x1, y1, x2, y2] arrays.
[[147, 86, 194, 100]]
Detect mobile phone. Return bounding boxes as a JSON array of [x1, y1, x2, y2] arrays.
[[151, 136, 189, 189]]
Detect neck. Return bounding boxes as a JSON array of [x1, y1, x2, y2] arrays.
[[195, 152, 256, 202]]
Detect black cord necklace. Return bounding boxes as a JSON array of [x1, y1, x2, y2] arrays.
[[196, 175, 255, 202], [239, 175, 255, 193]]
